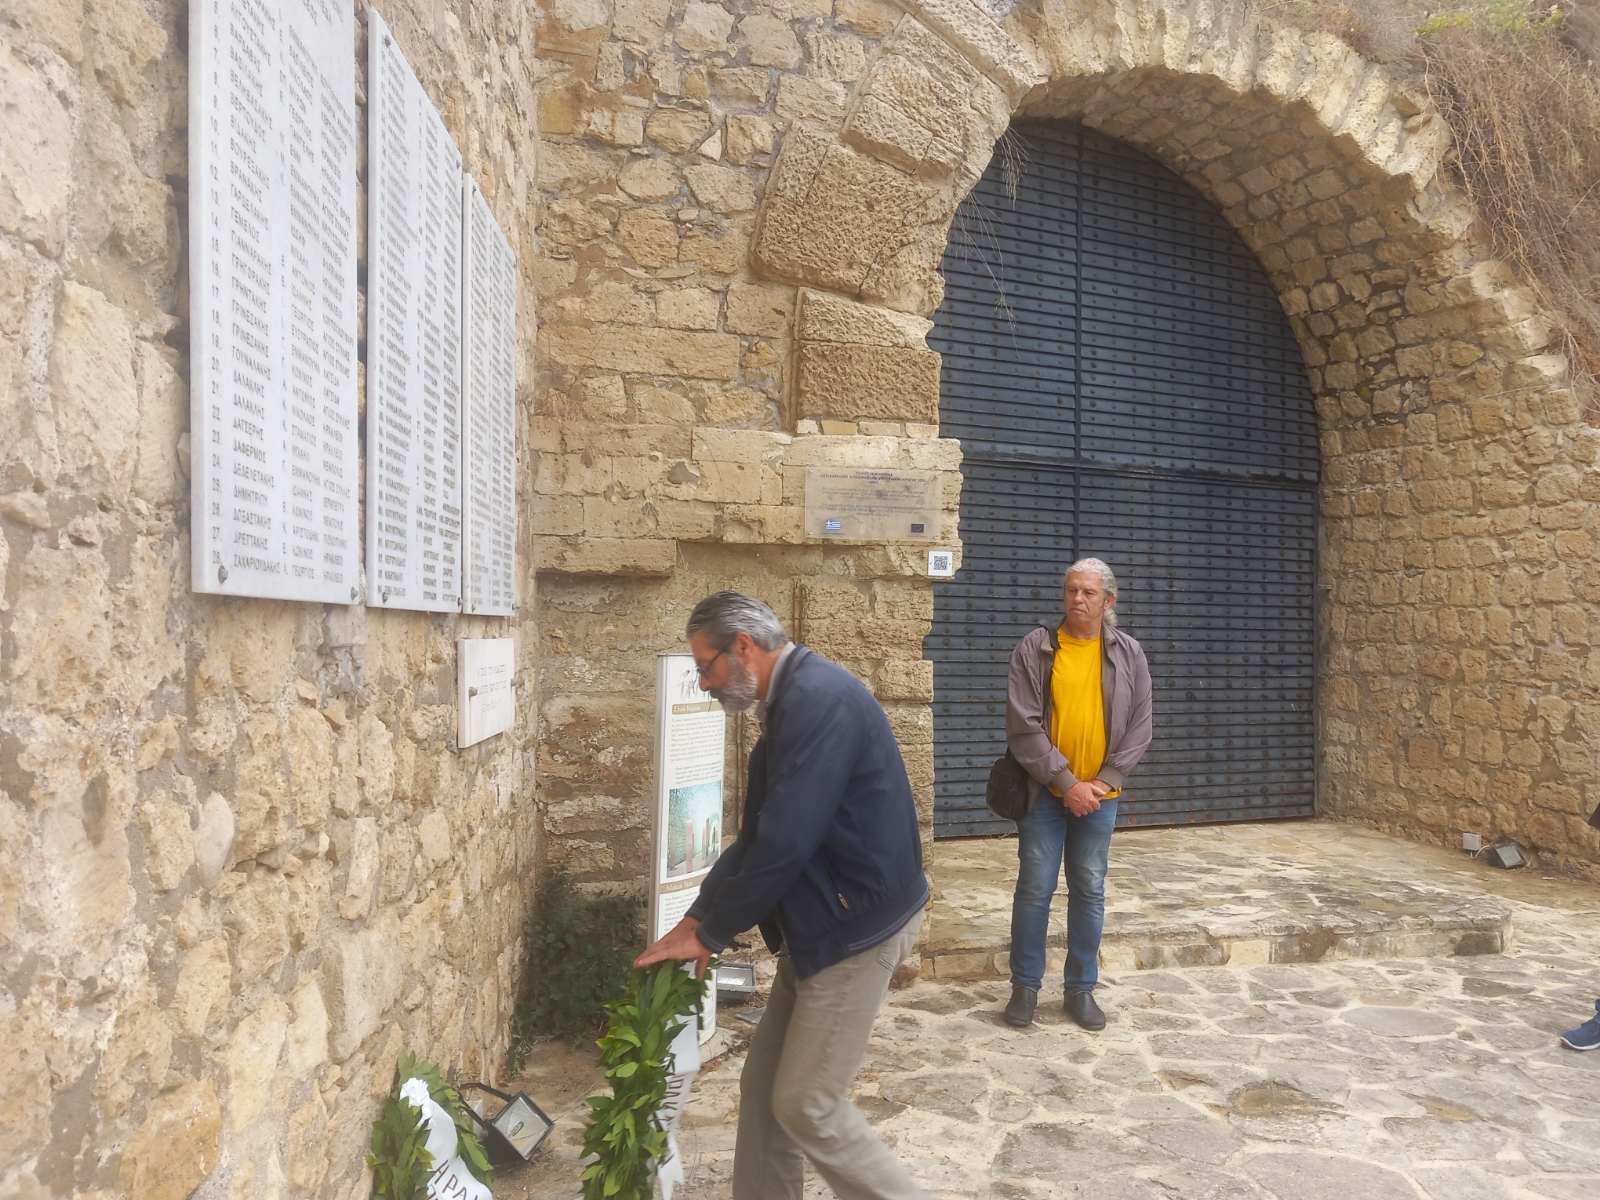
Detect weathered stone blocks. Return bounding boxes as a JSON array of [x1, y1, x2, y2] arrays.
[[116, 1081, 221, 1200], [798, 343, 941, 423], [543, 323, 741, 379], [754, 124, 955, 312]]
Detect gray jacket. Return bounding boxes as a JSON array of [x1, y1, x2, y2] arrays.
[[1006, 623, 1154, 794]]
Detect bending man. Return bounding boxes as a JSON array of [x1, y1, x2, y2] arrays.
[[1003, 558, 1153, 1030], [637, 591, 930, 1200]]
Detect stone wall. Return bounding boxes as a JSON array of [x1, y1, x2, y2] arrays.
[[0, 3, 541, 1197], [534, 0, 1598, 886], [531, 0, 968, 879]]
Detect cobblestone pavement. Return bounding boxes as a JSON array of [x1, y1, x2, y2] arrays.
[[508, 822, 1600, 1199]]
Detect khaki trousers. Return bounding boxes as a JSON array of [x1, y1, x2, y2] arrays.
[[731, 912, 929, 1200]]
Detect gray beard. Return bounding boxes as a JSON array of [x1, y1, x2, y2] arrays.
[[709, 659, 758, 713]]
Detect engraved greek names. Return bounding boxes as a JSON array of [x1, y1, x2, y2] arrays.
[[189, 0, 359, 603], [365, 10, 464, 612], [461, 178, 519, 617]]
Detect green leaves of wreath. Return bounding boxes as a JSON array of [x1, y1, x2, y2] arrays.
[[580, 962, 707, 1200], [367, 1052, 493, 1199]]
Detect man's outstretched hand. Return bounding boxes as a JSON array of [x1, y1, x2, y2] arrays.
[[634, 915, 711, 979]]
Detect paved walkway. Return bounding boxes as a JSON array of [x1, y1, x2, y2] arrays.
[[507, 819, 1600, 1199], [925, 821, 1520, 978]]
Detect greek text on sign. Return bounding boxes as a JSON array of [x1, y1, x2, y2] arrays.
[[188, 0, 361, 603], [458, 638, 515, 748], [803, 468, 941, 542], [365, 10, 465, 613]]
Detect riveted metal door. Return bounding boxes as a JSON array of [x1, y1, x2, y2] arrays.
[[927, 123, 1318, 838]]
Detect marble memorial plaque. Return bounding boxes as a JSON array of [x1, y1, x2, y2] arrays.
[[804, 467, 941, 542], [365, 10, 464, 612], [188, 0, 360, 603], [461, 178, 518, 617], [458, 638, 515, 748]]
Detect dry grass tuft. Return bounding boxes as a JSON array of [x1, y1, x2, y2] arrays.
[[1419, 21, 1600, 409], [1268, 1, 1600, 417]]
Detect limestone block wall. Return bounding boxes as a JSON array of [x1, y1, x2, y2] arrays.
[[535, 0, 1598, 882], [1, 3, 541, 1198], [531, 0, 971, 876]]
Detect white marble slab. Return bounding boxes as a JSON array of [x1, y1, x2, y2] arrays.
[[457, 637, 515, 748], [188, 0, 360, 603], [365, 9, 465, 612], [461, 178, 518, 617]]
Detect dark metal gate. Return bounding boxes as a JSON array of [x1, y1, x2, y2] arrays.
[[927, 123, 1318, 838]]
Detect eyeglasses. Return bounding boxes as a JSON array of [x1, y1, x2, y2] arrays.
[[695, 650, 726, 678]]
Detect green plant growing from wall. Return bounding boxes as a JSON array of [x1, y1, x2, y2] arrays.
[[580, 963, 707, 1200], [508, 868, 646, 1067], [367, 1053, 493, 1199], [1419, 0, 1567, 38]]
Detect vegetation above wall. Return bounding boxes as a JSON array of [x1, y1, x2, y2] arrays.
[[1268, 0, 1600, 414]]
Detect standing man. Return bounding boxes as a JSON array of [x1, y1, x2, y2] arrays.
[[1003, 558, 1153, 1030], [636, 591, 930, 1200]]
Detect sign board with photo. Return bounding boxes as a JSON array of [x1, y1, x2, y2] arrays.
[[650, 653, 727, 1044]]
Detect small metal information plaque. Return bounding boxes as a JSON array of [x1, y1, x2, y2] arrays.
[[458, 638, 515, 748], [803, 467, 941, 542]]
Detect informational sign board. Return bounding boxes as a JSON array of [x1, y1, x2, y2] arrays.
[[650, 654, 727, 1044], [457, 638, 515, 748], [461, 178, 519, 617], [188, 0, 361, 603], [804, 467, 941, 542], [365, 10, 465, 612]]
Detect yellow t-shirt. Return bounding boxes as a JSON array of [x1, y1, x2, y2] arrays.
[[1047, 633, 1121, 799]]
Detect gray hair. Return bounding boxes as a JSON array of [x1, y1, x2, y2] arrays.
[[1065, 557, 1119, 631], [686, 591, 789, 651]]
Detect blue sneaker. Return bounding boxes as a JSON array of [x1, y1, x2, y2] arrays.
[[1559, 1000, 1600, 1051]]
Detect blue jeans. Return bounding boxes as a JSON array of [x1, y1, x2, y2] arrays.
[[1009, 786, 1118, 993]]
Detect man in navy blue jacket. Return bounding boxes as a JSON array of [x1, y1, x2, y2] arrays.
[[636, 591, 930, 1200]]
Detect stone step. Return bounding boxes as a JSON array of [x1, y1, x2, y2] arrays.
[[922, 819, 1515, 981]]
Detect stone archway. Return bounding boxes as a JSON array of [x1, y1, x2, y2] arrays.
[[743, 0, 1595, 871]]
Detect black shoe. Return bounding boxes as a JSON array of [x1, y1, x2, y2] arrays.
[[1003, 985, 1038, 1027], [1064, 989, 1106, 1031]]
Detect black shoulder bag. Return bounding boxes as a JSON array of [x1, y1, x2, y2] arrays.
[[984, 624, 1057, 822]]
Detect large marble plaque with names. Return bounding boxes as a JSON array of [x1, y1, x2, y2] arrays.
[[461, 179, 519, 617], [188, 0, 361, 603], [803, 467, 941, 542], [365, 10, 464, 613]]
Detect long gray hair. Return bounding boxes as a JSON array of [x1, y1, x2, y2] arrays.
[[686, 591, 789, 650], [1065, 557, 1118, 631]]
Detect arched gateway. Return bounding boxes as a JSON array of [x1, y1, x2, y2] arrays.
[[927, 122, 1318, 837], [738, 0, 1587, 870]]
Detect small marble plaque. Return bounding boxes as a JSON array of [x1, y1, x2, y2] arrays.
[[458, 638, 515, 748], [803, 467, 941, 542]]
